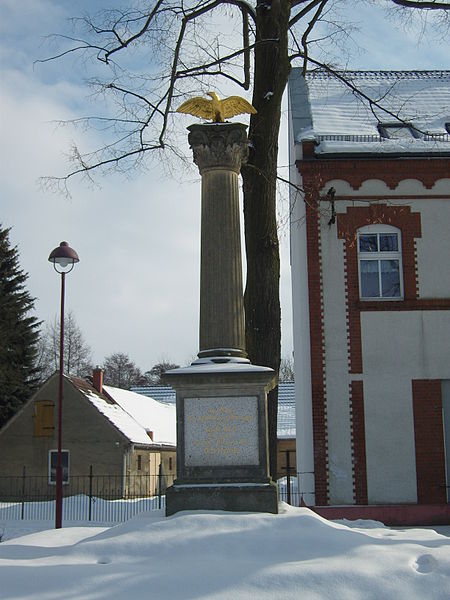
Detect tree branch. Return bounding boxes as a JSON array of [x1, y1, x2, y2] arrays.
[[390, 0, 450, 9], [289, 0, 328, 28], [300, 0, 328, 75]]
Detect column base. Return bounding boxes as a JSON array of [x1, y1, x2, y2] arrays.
[[166, 482, 278, 516]]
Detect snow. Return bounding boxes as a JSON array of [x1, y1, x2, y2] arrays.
[[290, 69, 450, 154], [103, 385, 176, 446], [315, 138, 450, 155], [1, 504, 449, 599], [167, 361, 273, 375], [80, 385, 176, 446], [83, 390, 155, 445]]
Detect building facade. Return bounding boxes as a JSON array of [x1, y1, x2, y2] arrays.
[[289, 69, 450, 523], [0, 370, 176, 500]]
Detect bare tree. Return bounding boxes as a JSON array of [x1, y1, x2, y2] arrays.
[[41, 0, 449, 477], [103, 352, 144, 389], [280, 357, 295, 383], [38, 310, 93, 380], [145, 361, 180, 384]]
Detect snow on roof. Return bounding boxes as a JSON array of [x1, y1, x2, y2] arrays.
[[103, 385, 176, 446], [69, 376, 176, 447], [289, 69, 450, 155]]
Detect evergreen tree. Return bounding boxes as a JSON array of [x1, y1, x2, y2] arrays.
[[0, 225, 40, 428]]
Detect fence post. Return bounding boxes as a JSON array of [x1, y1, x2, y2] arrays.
[[158, 462, 162, 510], [286, 450, 292, 505], [21, 466, 26, 520], [88, 465, 93, 522]]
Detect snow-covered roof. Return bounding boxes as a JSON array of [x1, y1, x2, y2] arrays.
[[277, 382, 296, 439], [289, 69, 450, 155], [130, 385, 176, 405], [103, 385, 176, 446], [69, 377, 176, 447]]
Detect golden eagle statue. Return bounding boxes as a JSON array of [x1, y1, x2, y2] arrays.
[[176, 92, 256, 123]]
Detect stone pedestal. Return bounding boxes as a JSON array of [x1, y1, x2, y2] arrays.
[[165, 122, 277, 515], [165, 365, 277, 515]]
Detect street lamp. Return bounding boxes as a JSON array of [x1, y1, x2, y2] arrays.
[[48, 241, 79, 529]]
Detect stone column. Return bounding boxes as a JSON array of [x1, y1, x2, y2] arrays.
[[164, 121, 278, 516], [188, 123, 248, 360]]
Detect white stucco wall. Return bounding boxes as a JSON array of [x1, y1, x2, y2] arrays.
[[289, 105, 315, 505], [414, 196, 450, 298], [320, 219, 354, 503], [361, 310, 450, 503]]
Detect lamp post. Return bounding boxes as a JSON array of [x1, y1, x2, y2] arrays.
[[48, 241, 79, 529]]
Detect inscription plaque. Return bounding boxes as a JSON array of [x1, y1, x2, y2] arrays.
[[184, 396, 259, 466]]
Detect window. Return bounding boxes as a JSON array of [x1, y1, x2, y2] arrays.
[[357, 225, 403, 300], [137, 454, 142, 471], [48, 450, 69, 484], [378, 123, 419, 140], [169, 456, 173, 471], [34, 401, 54, 437]]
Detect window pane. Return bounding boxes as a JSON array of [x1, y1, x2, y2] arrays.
[[50, 451, 69, 483], [379, 234, 398, 252], [360, 260, 380, 297], [359, 235, 378, 252], [381, 260, 401, 297]]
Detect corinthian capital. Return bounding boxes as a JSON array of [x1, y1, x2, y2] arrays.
[[187, 123, 249, 174]]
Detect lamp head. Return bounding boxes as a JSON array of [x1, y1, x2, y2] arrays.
[[48, 241, 79, 273]]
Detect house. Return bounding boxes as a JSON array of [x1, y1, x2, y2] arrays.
[[133, 381, 297, 480], [289, 69, 450, 524], [0, 369, 176, 500]]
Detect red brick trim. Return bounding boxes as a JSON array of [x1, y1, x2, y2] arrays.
[[358, 299, 450, 311], [323, 195, 450, 201], [298, 155, 450, 190], [350, 381, 368, 505], [412, 380, 447, 505], [337, 204, 421, 373], [305, 194, 329, 506]]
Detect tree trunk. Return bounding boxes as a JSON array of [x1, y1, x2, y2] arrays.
[[242, 0, 291, 480]]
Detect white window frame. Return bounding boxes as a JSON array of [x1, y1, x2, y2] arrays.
[[48, 450, 70, 485], [357, 224, 404, 301]]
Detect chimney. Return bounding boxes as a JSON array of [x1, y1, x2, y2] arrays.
[[92, 367, 103, 394]]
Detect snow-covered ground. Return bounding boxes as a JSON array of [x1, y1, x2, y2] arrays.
[[1, 504, 449, 599]]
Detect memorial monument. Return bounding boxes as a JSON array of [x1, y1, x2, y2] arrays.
[[164, 95, 278, 515]]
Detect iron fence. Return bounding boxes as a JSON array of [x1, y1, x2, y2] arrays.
[[277, 472, 312, 507], [0, 468, 175, 523], [1, 469, 307, 523]]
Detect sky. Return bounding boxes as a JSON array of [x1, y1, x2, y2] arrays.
[[0, 503, 449, 599], [1, 0, 449, 373]]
